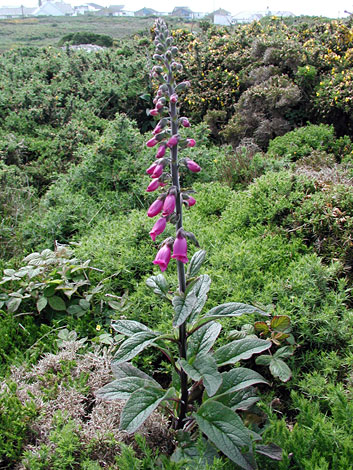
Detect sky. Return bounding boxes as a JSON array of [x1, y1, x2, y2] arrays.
[[1, 0, 352, 18]]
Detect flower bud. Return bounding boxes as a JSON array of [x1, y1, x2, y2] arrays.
[[186, 158, 201, 172], [149, 217, 167, 241], [146, 137, 158, 147], [153, 124, 162, 135], [166, 135, 179, 148], [180, 117, 190, 128], [171, 46, 178, 56], [146, 178, 160, 192], [175, 81, 191, 92], [187, 196, 196, 206], [186, 138, 196, 148], [170, 93, 178, 103], [149, 109, 159, 116], [147, 198, 164, 217], [156, 100, 164, 110], [163, 193, 176, 216], [146, 162, 157, 175], [156, 145, 166, 158], [152, 164, 164, 178]]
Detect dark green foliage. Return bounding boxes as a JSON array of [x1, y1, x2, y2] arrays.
[[267, 123, 353, 162], [58, 32, 114, 47], [0, 383, 37, 467]]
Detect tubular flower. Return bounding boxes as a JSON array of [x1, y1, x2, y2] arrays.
[[166, 135, 179, 148], [152, 164, 164, 178], [172, 233, 188, 264], [156, 145, 166, 158], [149, 217, 167, 241], [147, 178, 161, 192], [163, 193, 176, 216], [149, 109, 159, 116], [146, 162, 158, 175], [153, 243, 171, 272], [186, 158, 201, 173], [180, 117, 190, 127], [147, 198, 164, 217], [186, 138, 196, 148], [153, 124, 162, 135], [147, 137, 158, 147]]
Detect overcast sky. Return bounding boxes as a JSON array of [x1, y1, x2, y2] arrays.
[[2, 0, 352, 18]]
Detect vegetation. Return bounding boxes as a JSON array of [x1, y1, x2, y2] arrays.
[[0, 14, 352, 470]]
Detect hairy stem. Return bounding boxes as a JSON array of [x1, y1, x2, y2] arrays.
[[168, 71, 188, 429]]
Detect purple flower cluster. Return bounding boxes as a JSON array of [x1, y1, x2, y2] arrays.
[[145, 19, 201, 272]]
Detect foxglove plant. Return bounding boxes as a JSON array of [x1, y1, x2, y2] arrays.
[[97, 19, 288, 468]]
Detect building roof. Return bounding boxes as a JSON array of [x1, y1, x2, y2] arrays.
[[172, 6, 193, 13], [135, 7, 157, 14], [213, 8, 231, 15], [0, 6, 35, 15]]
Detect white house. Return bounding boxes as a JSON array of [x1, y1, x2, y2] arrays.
[[33, 1, 74, 16], [213, 8, 232, 25], [74, 3, 103, 15]]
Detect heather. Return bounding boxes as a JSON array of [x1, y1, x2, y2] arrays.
[[0, 15, 353, 470]]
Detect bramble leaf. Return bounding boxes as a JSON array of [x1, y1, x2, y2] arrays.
[[269, 358, 292, 382]]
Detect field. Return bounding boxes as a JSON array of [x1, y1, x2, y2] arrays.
[[0, 14, 353, 470], [0, 15, 191, 50]]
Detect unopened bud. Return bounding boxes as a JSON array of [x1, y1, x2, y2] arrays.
[[166, 135, 179, 148], [171, 46, 178, 56], [180, 117, 191, 128], [175, 81, 191, 92], [170, 93, 178, 103], [149, 108, 159, 116]]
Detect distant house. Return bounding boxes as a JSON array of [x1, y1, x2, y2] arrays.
[[273, 11, 295, 17], [0, 6, 35, 18], [212, 8, 232, 25], [134, 7, 157, 16], [33, 1, 74, 16], [74, 3, 103, 15], [171, 6, 193, 19], [232, 11, 263, 24], [93, 5, 130, 16]]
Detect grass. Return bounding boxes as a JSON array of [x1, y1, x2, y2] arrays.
[[0, 16, 198, 51]]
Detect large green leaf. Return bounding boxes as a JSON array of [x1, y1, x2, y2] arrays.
[[36, 296, 47, 313], [146, 274, 169, 297], [188, 275, 211, 322], [7, 296, 22, 313], [214, 338, 271, 366], [48, 295, 66, 311], [187, 250, 206, 278], [269, 358, 292, 382], [180, 354, 222, 397], [120, 386, 175, 434], [110, 362, 157, 384], [96, 377, 156, 400], [114, 331, 160, 364], [213, 368, 268, 399], [172, 291, 197, 327], [194, 401, 255, 470], [205, 302, 267, 319], [187, 321, 222, 360], [111, 320, 152, 337]]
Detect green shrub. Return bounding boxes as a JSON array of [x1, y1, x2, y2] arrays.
[[58, 32, 114, 47], [267, 123, 353, 162], [0, 383, 37, 467]]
